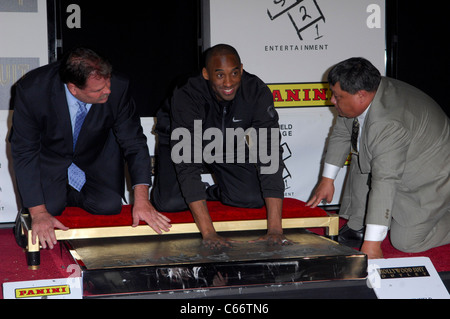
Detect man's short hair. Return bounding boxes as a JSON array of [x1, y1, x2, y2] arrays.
[[203, 44, 241, 68], [328, 57, 381, 94], [59, 47, 112, 89]]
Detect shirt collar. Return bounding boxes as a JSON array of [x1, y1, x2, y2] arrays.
[[64, 84, 92, 109], [357, 103, 371, 125], [64, 84, 80, 107]]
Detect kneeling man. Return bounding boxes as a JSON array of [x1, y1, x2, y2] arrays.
[[152, 44, 286, 248], [307, 57, 450, 258]]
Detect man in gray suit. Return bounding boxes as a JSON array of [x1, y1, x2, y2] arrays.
[[307, 57, 450, 259]]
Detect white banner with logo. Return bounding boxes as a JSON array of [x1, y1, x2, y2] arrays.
[[3, 276, 83, 299], [367, 257, 450, 299], [203, 0, 386, 204], [0, 0, 48, 223], [0, 0, 386, 223]]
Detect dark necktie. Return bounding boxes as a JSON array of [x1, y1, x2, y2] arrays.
[[68, 101, 88, 191], [351, 118, 360, 154]]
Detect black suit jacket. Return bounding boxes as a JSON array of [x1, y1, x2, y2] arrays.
[[10, 62, 151, 209]]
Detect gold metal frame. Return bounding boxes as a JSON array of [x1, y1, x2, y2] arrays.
[[20, 211, 339, 269], [55, 214, 338, 240]]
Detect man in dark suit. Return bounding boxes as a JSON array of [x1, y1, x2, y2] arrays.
[[10, 47, 171, 249]]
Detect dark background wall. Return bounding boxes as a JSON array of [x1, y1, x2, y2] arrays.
[[386, 1, 449, 117], [51, 1, 449, 117], [53, 0, 202, 117]]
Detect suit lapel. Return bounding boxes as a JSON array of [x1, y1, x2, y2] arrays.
[[358, 78, 388, 174], [358, 121, 371, 174], [51, 79, 73, 153], [73, 103, 98, 152]]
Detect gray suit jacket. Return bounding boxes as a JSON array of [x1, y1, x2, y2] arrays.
[[325, 77, 450, 228]]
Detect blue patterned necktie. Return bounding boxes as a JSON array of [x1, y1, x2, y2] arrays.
[[68, 101, 88, 191], [72, 101, 88, 150]]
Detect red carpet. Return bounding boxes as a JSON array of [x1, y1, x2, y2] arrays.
[[0, 228, 74, 299], [309, 218, 450, 274], [1, 202, 449, 299], [54, 199, 328, 228]]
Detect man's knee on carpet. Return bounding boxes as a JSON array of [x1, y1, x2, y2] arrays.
[[390, 214, 450, 253], [220, 187, 265, 209], [390, 223, 437, 253], [390, 235, 425, 253], [83, 197, 122, 215], [44, 199, 67, 217], [151, 195, 188, 213]]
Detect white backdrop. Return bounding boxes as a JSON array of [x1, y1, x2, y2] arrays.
[[202, 0, 386, 204], [0, 0, 385, 223], [0, 0, 48, 223]]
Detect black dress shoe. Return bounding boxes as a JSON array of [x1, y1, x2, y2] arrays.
[[338, 224, 365, 248]]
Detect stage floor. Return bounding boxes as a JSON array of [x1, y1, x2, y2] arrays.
[[65, 230, 367, 298]]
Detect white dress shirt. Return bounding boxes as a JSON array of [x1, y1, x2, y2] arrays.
[[64, 84, 92, 133]]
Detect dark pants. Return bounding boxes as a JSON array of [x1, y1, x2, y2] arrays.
[[151, 139, 265, 213], [43, 177, 122, 216]]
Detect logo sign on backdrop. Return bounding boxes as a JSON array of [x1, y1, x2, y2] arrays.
[[0, 58, 40, 110], [267, 0, 326, 42], [269, 82, 332, 108], [0, 0, 38, 12], [204, 0, 385, 203]]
